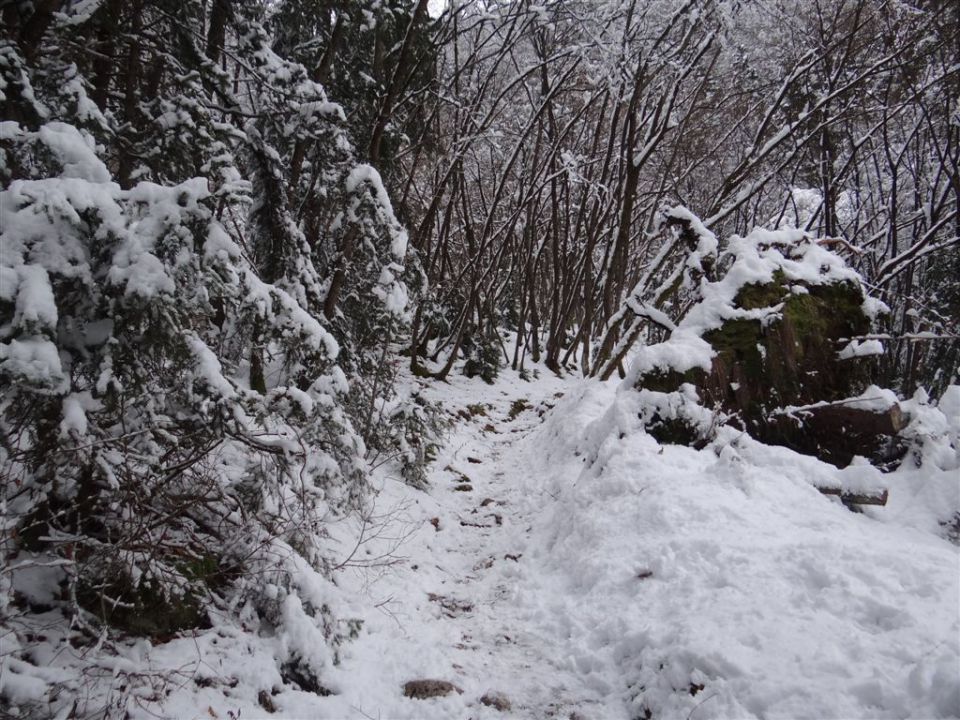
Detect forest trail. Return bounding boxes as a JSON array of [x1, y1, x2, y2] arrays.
[[5, 4, 958, 720], [336, 369, 604, 720]]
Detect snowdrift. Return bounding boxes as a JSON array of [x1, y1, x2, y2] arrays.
[[517, 380, 960, 719]]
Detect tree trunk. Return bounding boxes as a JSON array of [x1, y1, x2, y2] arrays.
[[205, 0, 231, 64]]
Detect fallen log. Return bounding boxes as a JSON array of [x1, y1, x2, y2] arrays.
[[816, 486, 889, 506], [767, 402, 908, 468], [778, 402, 908, 435]]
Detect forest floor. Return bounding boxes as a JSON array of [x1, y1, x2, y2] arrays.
[[47, 364, 957, 720]]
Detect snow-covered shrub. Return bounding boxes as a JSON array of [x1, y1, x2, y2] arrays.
[[325, 171, 431, 470], [336, 329, 432, 493], [462, 331, 502, 384], [388, 390, 448, 489], [0, 4, 425, 708], [209, 18, 428, 487], [0, 118, 365, 640], [887, 385, 960, 542], [900, 386, 960, 471]]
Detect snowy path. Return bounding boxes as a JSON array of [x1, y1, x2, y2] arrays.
[[128, 370, 583, 720], [332, 370, 602, 719]]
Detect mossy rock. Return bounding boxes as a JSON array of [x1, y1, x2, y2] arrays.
[[699, 277, 873, 424], [635, 275, 880, 465]]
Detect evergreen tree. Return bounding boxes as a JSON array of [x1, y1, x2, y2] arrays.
[[0, 2, 430, 711]]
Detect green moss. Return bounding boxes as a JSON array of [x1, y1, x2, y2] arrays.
[[734, 271, 788, 310], [808, 281, 870, 336], [733, 274, 868, 348], [783, 293, 824, 337], [705, 319, 759, 353], [704, 318, 768, 382]]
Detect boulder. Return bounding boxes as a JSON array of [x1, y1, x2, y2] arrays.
[[632, 231, 903, 467], [699, 276, 872, 416]]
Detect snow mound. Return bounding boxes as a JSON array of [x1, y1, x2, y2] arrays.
[[519, 381, 960, 719], [882, 386, 960, 539]]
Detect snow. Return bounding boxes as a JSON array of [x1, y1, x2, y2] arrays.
[[345, 163, 409, 259], [0, 121, 22, 141], [375, 264, 410, 315], [0, 336, 65, 389], [838, 337, 885, 359], [779, 187, 823, 228], [107, 243, 174, 298], [5, 363, 957, 719], [623, 328, 714, 384], [848, 384, 902, 411], [346, 164, 392, 212], [59, 392, 91, 437], [383, 278, 410, 315], [36, 122, 110, 182], [775, 385, 902, 419], [185, 333, 237, 400], [203, 223, 342, 361], [661, 205, 719, 261], [12, 264, 58, 332], [862, 295, 891, 321], [517, 379, 958, 719], [939, 386, 960, 426]]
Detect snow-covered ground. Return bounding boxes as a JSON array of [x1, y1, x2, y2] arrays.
[[520, 381, 959, 719], [6, 366, 958, 719]]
